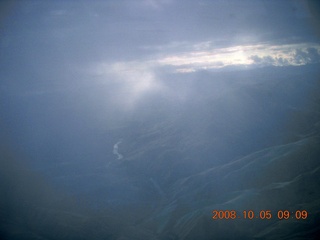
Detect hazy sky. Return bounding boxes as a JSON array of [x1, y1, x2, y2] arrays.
[[1, 1, 319, 89], [1, 0, 320, 160]]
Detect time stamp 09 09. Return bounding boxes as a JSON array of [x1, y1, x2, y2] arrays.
[[212, 210, 308, 220]]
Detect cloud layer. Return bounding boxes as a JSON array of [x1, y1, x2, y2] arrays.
[[156, 42, 320, 72]]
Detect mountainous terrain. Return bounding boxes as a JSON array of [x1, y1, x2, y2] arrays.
[[1, 64, 320, 239]]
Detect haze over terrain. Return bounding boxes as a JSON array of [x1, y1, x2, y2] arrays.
[[1, 1, 320, 239]]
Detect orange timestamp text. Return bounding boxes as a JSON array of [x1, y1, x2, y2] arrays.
[[212, 210, 308, 220]]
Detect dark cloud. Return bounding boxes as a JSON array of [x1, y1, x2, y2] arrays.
[[305, 47, 320, 62], [250, 55, 276, 66], [293, 47, 320, 64], [250, 47, 320, 66]]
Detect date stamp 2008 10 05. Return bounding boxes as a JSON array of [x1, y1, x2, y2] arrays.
[[212, 210, 308, 220]]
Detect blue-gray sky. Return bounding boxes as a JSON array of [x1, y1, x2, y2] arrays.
[[1, 0, 320, 163], [1, 0, 319, 89]]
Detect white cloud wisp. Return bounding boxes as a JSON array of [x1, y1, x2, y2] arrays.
[[156, 42, 320, 72], [87, 41, 320, 110]]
